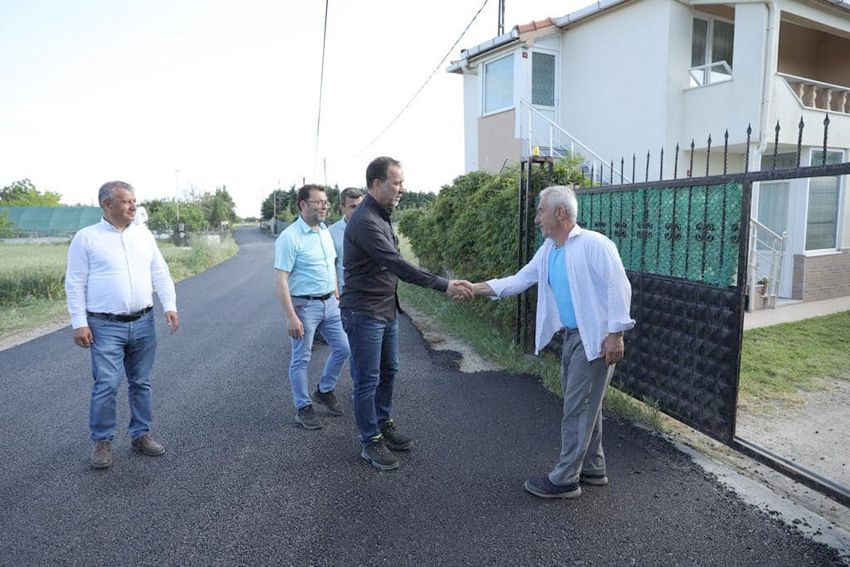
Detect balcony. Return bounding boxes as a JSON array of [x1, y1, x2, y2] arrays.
[[779, 73, 850, 115]]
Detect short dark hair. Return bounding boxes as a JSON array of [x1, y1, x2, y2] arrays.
[[366, 157, 401, 189], [339, 187, 364, 207], [297, 184, 326, 208]]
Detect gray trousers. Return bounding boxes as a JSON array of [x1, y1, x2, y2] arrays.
[[548, 329, 615, 486]]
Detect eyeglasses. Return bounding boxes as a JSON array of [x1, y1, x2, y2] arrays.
[[306, 200, 330, 208]]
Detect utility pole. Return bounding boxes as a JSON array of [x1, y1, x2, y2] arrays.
[[175, 169, 181, 225], [498, 0, 505, 35]]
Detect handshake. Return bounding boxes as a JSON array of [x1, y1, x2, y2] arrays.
[[445, 280, 493, 302]]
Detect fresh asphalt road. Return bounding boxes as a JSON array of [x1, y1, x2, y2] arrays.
[[0, 228, 842, 565]]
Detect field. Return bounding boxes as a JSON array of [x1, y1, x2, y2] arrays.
[[0, 236, 238, 339]]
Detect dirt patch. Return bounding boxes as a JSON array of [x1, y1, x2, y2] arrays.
[[736, 379, 850, 491], [0, 317, 68, 352], [399, 301, 497, 374]]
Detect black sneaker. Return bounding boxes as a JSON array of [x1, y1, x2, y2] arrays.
[[524, 476, 581, 499], [361, 436, 399, 470], [380, 419, 413, 451], [295, 405, 323, 430], [312, 388, 343, 416], [580, 472, 609, 486]]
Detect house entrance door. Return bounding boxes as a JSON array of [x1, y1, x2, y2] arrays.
[[756, 181, 794, 298]]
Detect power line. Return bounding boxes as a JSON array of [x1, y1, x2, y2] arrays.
[[349, 0, 490, 160], [313, 0, 330, 181]]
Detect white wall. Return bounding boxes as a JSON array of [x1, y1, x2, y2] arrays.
[[559, 0, 672, 178], [678, 4, 769, 157], [462, 72, 479, 172]]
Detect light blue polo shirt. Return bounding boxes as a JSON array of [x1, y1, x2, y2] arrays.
[[547, 244, 577, 329], [274, 216, 336, 296]]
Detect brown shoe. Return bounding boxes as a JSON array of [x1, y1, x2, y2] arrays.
[[92, 440, 113, 469], [131, 433, 166, 456]]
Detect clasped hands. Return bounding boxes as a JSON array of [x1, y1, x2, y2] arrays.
[[446, 280, 493, 302]]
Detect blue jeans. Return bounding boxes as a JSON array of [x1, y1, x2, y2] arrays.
[[288, 296, 350, 410], [88, 310, 158, 441], [340, 309, 399, 444]]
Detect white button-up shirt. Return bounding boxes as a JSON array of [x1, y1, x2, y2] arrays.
[[65, 218, 177, 329], [487, 224, 635, 360]]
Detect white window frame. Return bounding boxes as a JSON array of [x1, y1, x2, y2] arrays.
[[688, 13, 735, 88], [802, 147, 846, 255], [481, 52, 515, 117], [529, 49, 558, 110]]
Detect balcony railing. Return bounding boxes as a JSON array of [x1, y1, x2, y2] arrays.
[[779, 73, 850, 114], [687, 61, 732, 88]]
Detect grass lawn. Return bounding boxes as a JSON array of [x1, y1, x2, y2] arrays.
[[739, 310, 850, 414], [0, 237, 239, 341]]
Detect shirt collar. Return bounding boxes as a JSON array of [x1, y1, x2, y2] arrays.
[[567, 223, 583, 240], [364, 193, 392, 221], [100, 217, 131, 233], [295, 215, 327, 233]]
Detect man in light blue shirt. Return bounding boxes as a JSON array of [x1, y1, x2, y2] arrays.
[[328, 187, 364, 296], [472, 185, 634, 499], [274, 184, 350, 430]]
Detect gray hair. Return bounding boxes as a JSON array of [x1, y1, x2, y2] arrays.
[[98, 181, 134, 206], [540, 185, 577, 221], [339, 187, 364, 207]]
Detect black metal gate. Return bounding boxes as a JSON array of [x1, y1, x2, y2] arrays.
[[517, 117, 850, 504]]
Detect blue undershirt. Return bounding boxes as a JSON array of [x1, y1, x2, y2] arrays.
[[547, 244, 577, 329]]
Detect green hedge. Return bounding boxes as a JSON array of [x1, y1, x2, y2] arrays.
[[398, 156, 585, 330]]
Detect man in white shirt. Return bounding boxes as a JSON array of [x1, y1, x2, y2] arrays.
[[65, 181, 179, 469], [328, 187, 364, 296], [471, 185, 634, 499]]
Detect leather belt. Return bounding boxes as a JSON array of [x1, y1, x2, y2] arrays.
[[86, 306, 153, 322], [292, 292, 333, 301]]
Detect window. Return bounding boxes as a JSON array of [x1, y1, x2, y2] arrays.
[[689, 16, 734, 87], [484, 54, 513, 114], [531, 52, 555, 107], [806, 150, 843, 250]]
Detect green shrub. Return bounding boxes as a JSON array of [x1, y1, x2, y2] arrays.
[[397, 156, 585, 331]]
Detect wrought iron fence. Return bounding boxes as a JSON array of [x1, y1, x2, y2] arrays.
[[517, 113, 850, 505]]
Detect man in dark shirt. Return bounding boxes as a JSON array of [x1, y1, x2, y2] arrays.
[[341, 156, 473, 470]]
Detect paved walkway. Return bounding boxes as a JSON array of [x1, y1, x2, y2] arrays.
[[744, 296, 850, 330]]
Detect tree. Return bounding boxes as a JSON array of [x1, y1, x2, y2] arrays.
[[202, 186, 237, 228], [0, 179, 63, 207], [0, 210, 13, 237]]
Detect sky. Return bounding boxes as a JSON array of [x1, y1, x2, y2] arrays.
[[0, 0, 589, 217]]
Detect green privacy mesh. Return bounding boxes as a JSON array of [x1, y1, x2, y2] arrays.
[[575, 182, 742, 287]]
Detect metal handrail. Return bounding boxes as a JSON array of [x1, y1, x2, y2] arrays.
[[519, 99, 632, 183], [747, 216, 786, 310], [687, 61, 732, 86]]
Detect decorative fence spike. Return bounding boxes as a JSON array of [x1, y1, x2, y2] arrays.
[[674, 143, 680, 179], [706, 134, 712, 177], [745, 124, 752, 173], [823, 113, 830, 164], [796, 116, 804, 169], [773, 121, 781, 169], [723, 130, 729, 175]]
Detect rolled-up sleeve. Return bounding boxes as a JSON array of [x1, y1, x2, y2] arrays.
[[65, 233, 90, 329], [592, 238, 635, 333], [487, 245, 544, 299]]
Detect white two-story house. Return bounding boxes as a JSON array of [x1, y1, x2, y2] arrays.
[[448, 0, 850, 303]]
